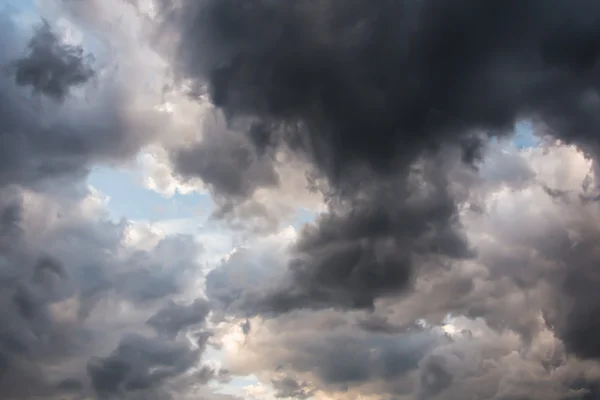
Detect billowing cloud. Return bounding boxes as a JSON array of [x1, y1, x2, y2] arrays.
[[157, 0, 600, 314], [0, 3, 216, 398], [0, 181, 215, 398], [8, 1, 600, 399], [147, 298, 211, 338], [201, 140, 600, 399], [0, 15, 158, 188], [87, 333, 200, 398]]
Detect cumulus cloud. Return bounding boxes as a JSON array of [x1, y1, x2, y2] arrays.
[[199, 141, 600, 398], [0, 10, 165, 188], [0, 181, 217, 398], [87, 333, 200, 398], [154, 0, 600, 314], [9, 0, 600, 399], [0, 3, 217, 398], [155, 0, 600, 395]]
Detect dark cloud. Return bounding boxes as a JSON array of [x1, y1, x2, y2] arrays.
[[87, 333, 199, 398], [10, 20, 95, 101], [201, 151, 474, 315], [271, 376, 314, 399], [147, 298, 211, 338], [417, 354, 454, 399], [264, 155, 473, 311], [165, 0, 600, 173], [356, 314, 422, 335], [10, 1, 600, 399], [201, 142, 600, 398], [56, 377, 84, 392], [160, 0, 600, 312], [158, 0, 600, 394], [0, 190, 23, 251], [240, 319, 250, 335], [173, 115, 279, 200], [539, 222, 600, 360]]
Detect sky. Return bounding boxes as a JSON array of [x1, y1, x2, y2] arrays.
[[3, 1, 600, 400]]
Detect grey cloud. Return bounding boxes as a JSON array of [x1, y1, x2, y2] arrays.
[[76, 0, 600, 396], [218, 152, 473, 313], [271, 376, 314, 399], [10, 20, 95, 101], [164, 0, 600, 180], [356, 314, 422, 335], [237, 312, 596, 400], [87, 333, 199, 398], [0, 4, 218, 400], [155, 0, 600, 319], [205, 244, 288, 316], [240, 319, 250, 335], [268, 159, 472, 311], [226, 310, 446, 394], [113, 235, 203, 304], [173, 114, 279, 200], [11, 1, 600, 399], [159, 0, 596, 311], [203, 142, 600, 398], [369, 145, 600, 355], [417, 354, 454, 399], [170, 112, 311, 234], [56, 377, 84, 392], [464, 150, 600, 360], [0, 183, 209, 398], [0, 12, 162, 189], [0, 190, 22, 252], [541, 226, 600, 360], [147, 298, 211, 338]]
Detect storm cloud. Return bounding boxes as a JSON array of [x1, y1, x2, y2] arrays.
[[157, 0, 600, 316], [156, 0, 600, 397], [9, 0, 600, 399]]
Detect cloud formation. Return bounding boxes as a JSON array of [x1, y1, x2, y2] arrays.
[[155, 2, 600, 396], [8, 0, 600, 399], [0, 4, 216, 398], [158, 0, 600, 316], [11, 19, 95, 101]]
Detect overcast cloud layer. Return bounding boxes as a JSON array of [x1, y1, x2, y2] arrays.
[[4, 0, 600, 399]]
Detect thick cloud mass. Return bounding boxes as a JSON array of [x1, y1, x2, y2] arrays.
[[161, 0, 600, 313], [11, 0, 600, 399], [158, 0, 600, 395], [168, 0, 600, 168]]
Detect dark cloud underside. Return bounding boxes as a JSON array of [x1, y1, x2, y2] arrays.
[[162, 0, 600, 319]]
